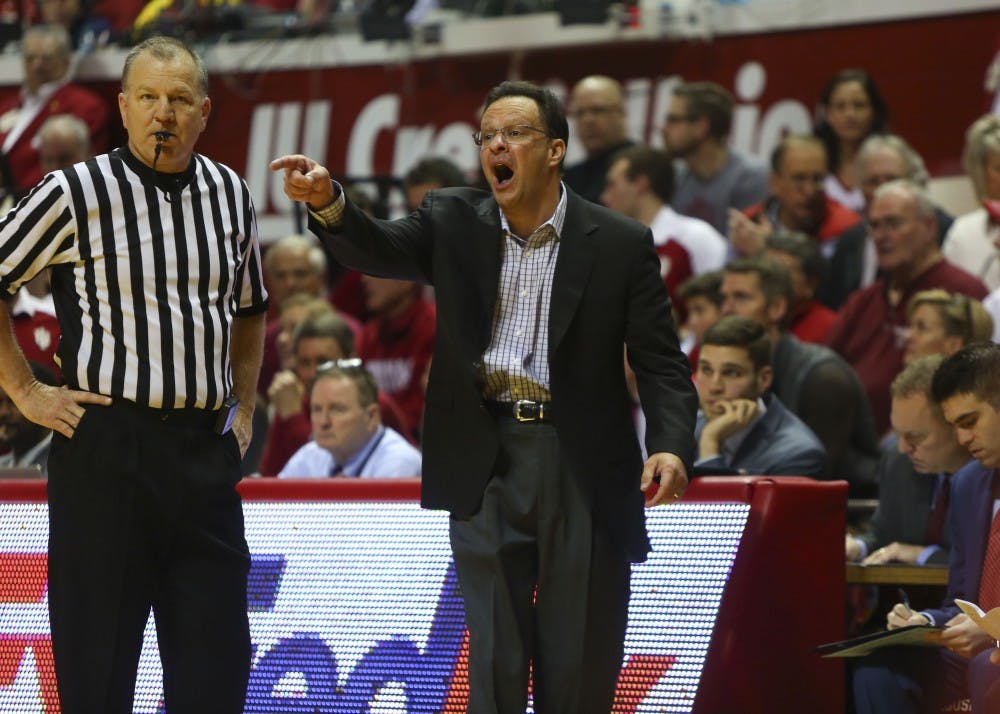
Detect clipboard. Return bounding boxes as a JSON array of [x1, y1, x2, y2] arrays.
[[814, 624, 944, 658]]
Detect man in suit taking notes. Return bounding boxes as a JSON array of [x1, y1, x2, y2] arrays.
[[271, 80, 697, 713], [853, 343, 1000, 713]]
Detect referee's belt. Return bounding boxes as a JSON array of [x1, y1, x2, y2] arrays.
[[116, 399, 220, 430], [485, 399, 553, 423]]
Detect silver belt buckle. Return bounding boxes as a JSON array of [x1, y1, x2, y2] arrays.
[[513, 399, 538, 422]]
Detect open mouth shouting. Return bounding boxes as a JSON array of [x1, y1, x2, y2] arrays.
[[492, 161, 514, 191]]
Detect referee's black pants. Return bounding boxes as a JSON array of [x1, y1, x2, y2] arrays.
[[449, 418, 631, 714], [46, 402, 251, 713]]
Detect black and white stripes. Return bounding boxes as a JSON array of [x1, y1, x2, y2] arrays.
[[0, 147, 268, 410]]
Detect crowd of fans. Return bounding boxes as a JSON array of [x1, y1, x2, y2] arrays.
[[2, 21, 1000, 488], [2, 13, 1000, 707]]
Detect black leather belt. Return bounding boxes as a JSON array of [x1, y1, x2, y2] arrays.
[[485, 399, 553, 423]]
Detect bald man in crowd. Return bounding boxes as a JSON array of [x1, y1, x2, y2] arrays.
[[563, 75, 634, 203]]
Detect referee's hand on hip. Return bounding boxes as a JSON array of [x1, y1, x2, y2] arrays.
[[13, 380, 112, 439]]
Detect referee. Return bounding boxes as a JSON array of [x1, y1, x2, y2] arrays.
[[0, 37, 267, 713]]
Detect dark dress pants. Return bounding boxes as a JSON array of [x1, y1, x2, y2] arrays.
[[46, 402, 251, 713], [852, 645, 969, 713], [449, 418, 631, 714]]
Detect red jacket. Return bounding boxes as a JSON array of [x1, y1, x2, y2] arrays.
[[0, 82, 110, 192], [744, 195, 861, 243]]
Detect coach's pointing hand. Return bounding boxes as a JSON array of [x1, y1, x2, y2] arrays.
[[270, 154, 336, 209]]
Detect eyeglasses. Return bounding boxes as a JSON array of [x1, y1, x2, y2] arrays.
[[317, 357, 364, 373], [473, 125, 548, 149]]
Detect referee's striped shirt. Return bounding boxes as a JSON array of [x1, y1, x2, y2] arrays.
[[0, 146, 269, 410]]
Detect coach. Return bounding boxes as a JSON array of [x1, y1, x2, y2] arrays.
[[272, 80, 696, 713]]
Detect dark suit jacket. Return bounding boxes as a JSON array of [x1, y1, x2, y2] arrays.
[[309, 186, 698, 561], [923, 460, 994, 626], [859, 450, 952, 566], [694, 394, 826, 477]]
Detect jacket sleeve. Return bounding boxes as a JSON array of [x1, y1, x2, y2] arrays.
[[625, 227, 698, 472]]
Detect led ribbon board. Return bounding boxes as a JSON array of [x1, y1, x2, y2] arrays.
[[0, 500, 748, 713]]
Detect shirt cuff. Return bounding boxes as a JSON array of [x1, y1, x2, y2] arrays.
[[308, 180, 346, 227], [915, 544, 941, 566], [853, 538, 869, 562]]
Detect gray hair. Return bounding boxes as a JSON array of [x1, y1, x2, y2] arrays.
[[263, 234, 327, 277], [962, 114, 1000, 201], [38, 114, 90, 152], [872, 179, 936, 221], [23, 24, 71, 58], [856, 134, 930, 187], [122, 36, 208, 97]]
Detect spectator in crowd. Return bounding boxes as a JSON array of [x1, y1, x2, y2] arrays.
[[813, 69, 889, 213], [258, 233, 330, 392], [942, 114, 1000, 290], [278, 361, 421, 478], [601, 145, 726, 305], [827, 180, 988, 435], [694, 315, 825, 476], [765, 231, 837, 344], [345, 159, 445, 435], [403, 155, 467, 211], [272, 293, 337, 373], [262, 233, 328, 314], [6, 271, 60, 380], [677, 270, 723, 370], [563, 75, 634, 203], [331, 157, 465, 320], [722, 256, 880, 495], [903, 290, 994, 366], [4, 114, 91, 381], [358, 274, 435, 435], [37, 0, 111, 52], [663, 81, 768, 236], [259, 311, 410, 475], [728, 134, 861, 258], [0, 24, 109, 194], [37, 113, 90, 174], [0, 361, 58, 476], [853, 343, 1000, 714], [846, 355, 969, 567], [819, 134, 951, 310]]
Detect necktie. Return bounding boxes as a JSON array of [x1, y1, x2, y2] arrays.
[[923, 476, 951, 545], [329, 462, 343, 478], [978, 507, 1000, 612]]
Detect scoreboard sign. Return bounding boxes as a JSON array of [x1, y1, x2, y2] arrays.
[[0, 495, 749, 712]]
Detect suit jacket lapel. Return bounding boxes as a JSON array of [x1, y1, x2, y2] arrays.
[[469, 197, 502, 353], [549, 192, 598, 353]]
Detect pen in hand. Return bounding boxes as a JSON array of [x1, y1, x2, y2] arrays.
[[898, 587, 912, 618]]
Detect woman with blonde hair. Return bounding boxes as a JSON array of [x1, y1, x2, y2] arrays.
[[942, 115, 1000, 289], [903, 289, 994, 365]]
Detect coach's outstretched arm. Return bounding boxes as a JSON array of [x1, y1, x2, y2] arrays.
[[270, 154, 336, 209]]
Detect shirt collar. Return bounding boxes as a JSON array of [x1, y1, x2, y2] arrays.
[[498, 182, 567, 243], [338, 425, 386, 477], [22, 78, 66, 104]]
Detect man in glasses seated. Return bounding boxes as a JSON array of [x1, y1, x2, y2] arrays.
[[277, 361, 421, 478]]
